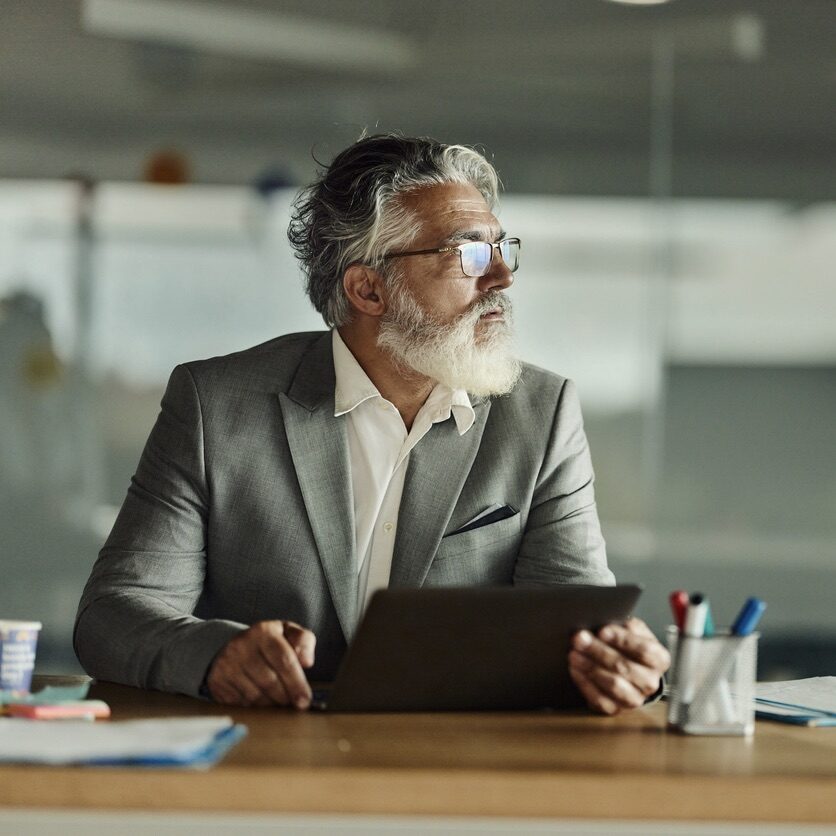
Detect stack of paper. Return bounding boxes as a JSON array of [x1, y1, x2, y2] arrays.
[[0, 716, 247, 767], [754, 677, 836, 726]]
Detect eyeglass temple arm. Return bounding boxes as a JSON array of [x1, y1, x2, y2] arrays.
[[382, 245, 458, 260], [384, 240, 518, 260]]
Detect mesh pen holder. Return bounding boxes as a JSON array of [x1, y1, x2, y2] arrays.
[[666, 626, 758, 736]]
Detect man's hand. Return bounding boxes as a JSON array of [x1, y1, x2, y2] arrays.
[[568, 617, 670, 715], [206, 620, 316, 709]]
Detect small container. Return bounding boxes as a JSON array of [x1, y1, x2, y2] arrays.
[[0, 620, 42, 692], [666, 625, 758, 736]]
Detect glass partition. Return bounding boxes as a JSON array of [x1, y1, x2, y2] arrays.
[[2, 182, 833, 674]]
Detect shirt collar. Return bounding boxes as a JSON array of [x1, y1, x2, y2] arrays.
[[333, 329, 380, 415], [418, 381, 476, 436], [331, 330, 475, 436]]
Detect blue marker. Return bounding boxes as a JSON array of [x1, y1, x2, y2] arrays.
[[731, 597, 766, 636]]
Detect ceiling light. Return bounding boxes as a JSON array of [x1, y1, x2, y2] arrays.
[[82, 0, 417, 73]]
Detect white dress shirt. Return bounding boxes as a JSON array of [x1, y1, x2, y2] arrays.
[[332, 330, 475, 630]]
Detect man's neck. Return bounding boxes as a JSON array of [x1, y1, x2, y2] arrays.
[[337, 324, 434, 431]]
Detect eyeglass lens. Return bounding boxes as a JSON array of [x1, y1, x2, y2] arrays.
[[460, 240, 520, 277]]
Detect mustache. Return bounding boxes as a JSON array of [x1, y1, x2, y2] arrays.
[[464, 292, 512, 321]]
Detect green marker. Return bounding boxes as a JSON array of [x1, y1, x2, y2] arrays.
[[703, 601, 715, 637]]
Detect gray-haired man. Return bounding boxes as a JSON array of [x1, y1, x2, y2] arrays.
[[75, 134, 669, 713]]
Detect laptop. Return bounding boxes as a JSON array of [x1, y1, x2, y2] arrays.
[[313, 584, 642, 712]]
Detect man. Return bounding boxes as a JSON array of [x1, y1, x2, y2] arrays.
[[75, 134, 669, 714]]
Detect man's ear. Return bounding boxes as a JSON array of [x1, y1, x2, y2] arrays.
[[343, 264, 387, 318]]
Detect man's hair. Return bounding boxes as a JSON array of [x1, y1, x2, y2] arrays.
[[287, 133, 500, 327]]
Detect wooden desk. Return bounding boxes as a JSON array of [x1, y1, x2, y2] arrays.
[[0, 676, 833, 824]]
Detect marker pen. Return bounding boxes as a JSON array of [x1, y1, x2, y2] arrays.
[[669, 590, 689, 632], [694, 596, 730, 722], [703, 601, 716, 638], [731, 597, 767, 636], [677, 593, 709, 717], [683, 593, 709, 638]]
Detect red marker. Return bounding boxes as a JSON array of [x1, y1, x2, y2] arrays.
[[669, 589, 689, 632]]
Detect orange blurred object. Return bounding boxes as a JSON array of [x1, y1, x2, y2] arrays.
[[144, 149, 191, 184]]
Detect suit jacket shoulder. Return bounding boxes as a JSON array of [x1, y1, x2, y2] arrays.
[[490, 361, 568, 418], [182, 330, 329, 393]]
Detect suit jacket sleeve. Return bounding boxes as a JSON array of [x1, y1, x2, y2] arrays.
[[73, 364, 247, 697], [513, 377, 615, 587]]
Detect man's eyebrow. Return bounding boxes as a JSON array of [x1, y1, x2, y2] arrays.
[[444, 228, 507, 243]]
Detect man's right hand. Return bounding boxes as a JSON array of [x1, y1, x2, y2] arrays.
[[205, 620, 316, 709]]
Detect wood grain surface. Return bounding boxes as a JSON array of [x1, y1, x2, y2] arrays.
[[0, 675, 833, 823]]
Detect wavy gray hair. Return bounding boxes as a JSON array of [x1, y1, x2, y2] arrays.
[[287, 133, 500, 327]]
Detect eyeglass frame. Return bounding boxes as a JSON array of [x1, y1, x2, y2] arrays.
[[381, 237, 521, 278]]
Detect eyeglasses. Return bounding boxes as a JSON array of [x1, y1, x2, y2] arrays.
[[382, 237, 521, 278]]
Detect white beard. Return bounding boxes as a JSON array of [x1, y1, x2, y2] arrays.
[[377, 284, 522, 397]]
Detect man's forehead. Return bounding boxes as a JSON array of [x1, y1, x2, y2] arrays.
[[401, 182, 500, 239]]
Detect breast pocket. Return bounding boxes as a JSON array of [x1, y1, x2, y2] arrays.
[[425, 512, 523, 587]]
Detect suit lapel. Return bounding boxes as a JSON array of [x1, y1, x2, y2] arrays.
[[389, 399, 491, 589], [279, 333, 357, 643]]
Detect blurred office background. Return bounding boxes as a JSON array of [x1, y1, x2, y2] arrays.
[[1, 0, 833, 678]]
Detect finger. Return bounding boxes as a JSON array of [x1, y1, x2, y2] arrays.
[[575, 627, 667, 685], [571, 632, 660, 695], [569, 664, 621, 715], [282, 622, 317, 669], [227, 668, 267, 707], [245, 659, 292, 706], [570, 651, 645, 708], [256, 624, 313, 708], [248, 691, 275, 708], [625, 617, 657, 639], [206, 680, 240, 705], [207, 660, 254, 706], [601, 622, 669, 666], [569, 648, 658, 701], [598, 624, 671, 672], [589, 666, 646, 709]]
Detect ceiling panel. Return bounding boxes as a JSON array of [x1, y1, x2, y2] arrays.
[[0, 0, 833, 197]]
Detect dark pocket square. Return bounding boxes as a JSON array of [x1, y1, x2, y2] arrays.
[[447, 505, 518, 536]]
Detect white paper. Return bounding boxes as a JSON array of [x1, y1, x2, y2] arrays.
[[0, 716, 235, 764], [754, 677, 836, 715]]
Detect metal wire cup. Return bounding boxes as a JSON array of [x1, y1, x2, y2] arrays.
[[666, 625, 758, 736]]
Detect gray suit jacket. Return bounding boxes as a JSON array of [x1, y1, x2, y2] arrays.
[[74, 331, 613, 697]]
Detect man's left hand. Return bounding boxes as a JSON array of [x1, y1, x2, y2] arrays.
[[568, 617, 670, 715]]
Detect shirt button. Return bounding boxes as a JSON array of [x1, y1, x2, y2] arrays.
[[378, 401, 389, 410], [383, 522, 394, 532]]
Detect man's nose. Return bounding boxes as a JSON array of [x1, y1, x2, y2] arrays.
[[479, 246, 514, 292]]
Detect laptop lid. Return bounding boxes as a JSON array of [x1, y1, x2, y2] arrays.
[[324, 584, 642, 712]]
